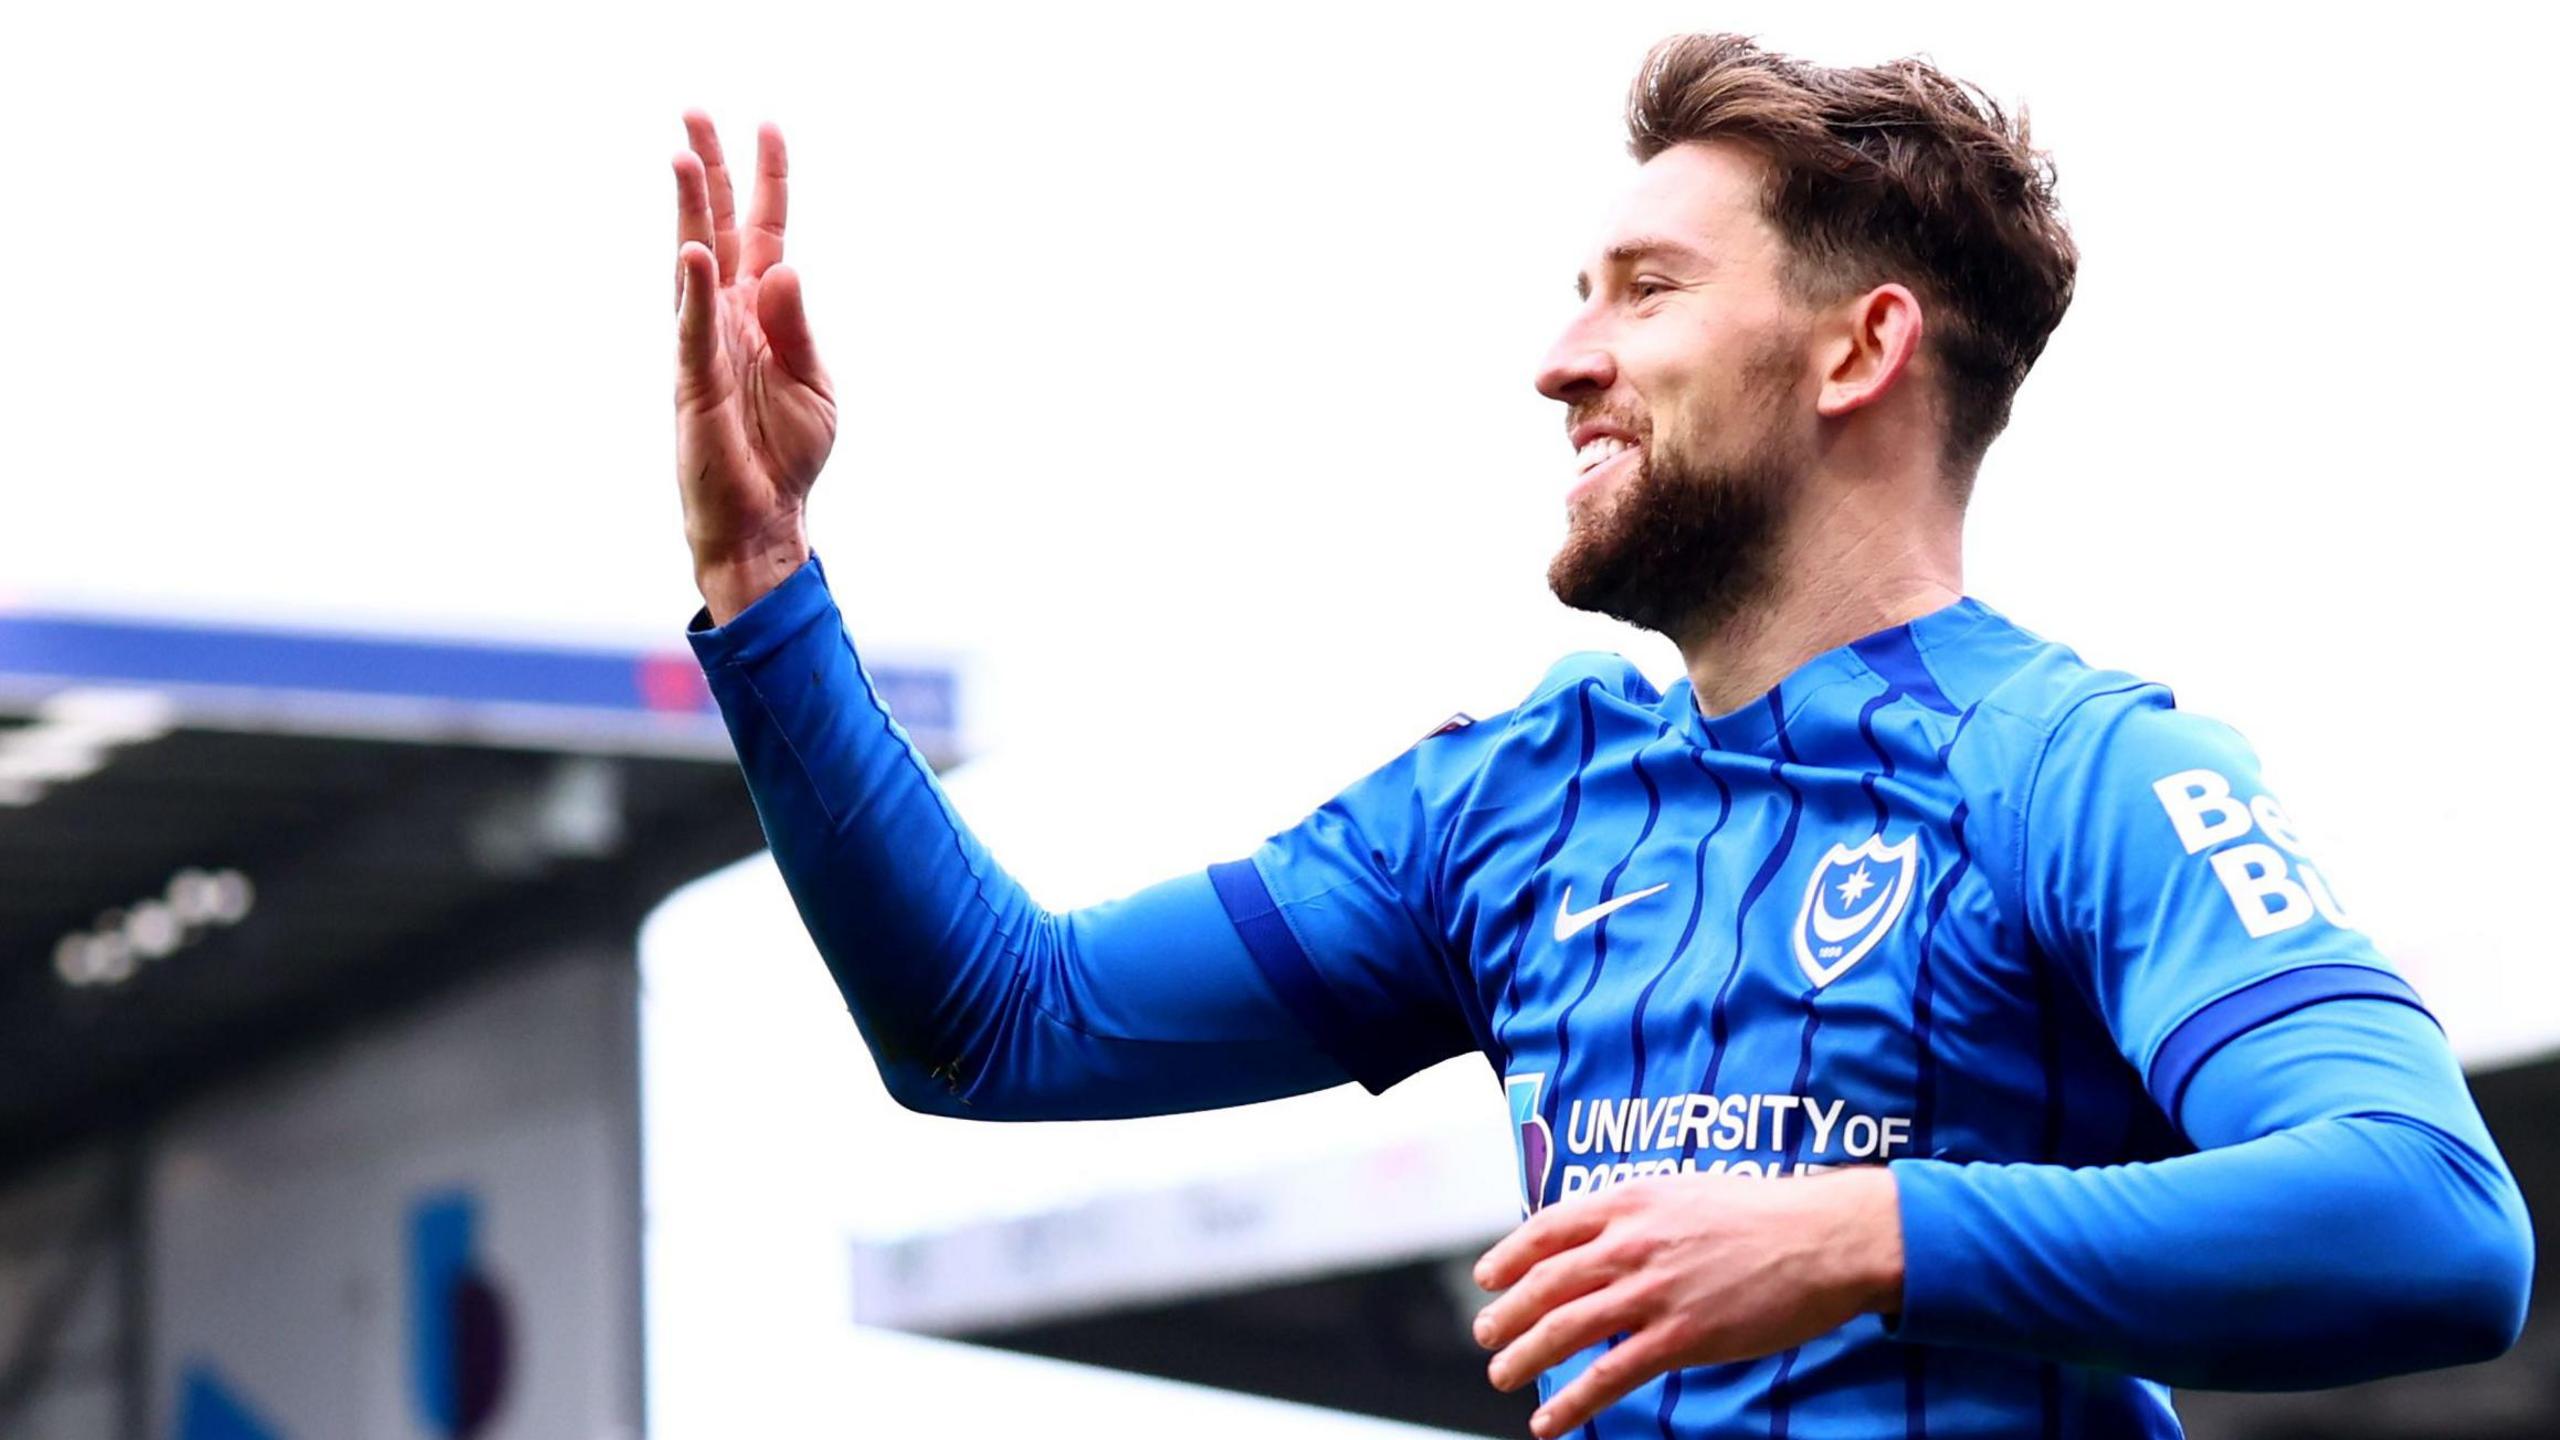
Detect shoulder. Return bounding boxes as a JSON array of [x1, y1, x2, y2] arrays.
[[1488, 651, 1671, 754], [1933, 612, 2280, 868], [1370, 651, 1665, 802], [1420, 651, 1665, 750], [1931, 607, 2197, 771], [1928, 609, 2280, 876], [1520, 650, 1663, 710]]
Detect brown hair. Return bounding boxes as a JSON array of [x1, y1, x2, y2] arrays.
[[1627, 34, 2077, 484]]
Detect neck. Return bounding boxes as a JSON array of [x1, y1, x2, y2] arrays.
[[1678, 498, 1964, 718]]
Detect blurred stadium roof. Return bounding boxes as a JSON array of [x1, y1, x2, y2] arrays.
[[0, 601, 958, 1182], [851, 1055, 2560, 1438]]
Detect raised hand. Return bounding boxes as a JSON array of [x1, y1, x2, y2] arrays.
[[673, 113, 837, 624]]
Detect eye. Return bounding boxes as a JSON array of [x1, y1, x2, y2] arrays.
[[1629, 276, 1676, 302]]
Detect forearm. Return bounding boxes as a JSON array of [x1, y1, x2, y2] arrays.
[[1885, 1000, 2532, 1387], [687, 552, 1345, 1117], [1892, 1114, 2524, 1386]]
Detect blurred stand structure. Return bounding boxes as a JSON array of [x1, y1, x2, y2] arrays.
[[847, 1055, 2557, 1439], [0, 599, 953, 1438]]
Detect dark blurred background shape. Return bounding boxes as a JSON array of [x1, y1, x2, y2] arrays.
[[0, 601, 956, 1438]]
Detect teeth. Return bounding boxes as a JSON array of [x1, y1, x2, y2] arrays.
[[1575, 436, 1633, 472]]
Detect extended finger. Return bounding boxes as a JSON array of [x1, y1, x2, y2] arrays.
[[682, 111, 742, 284], [1475, 1198, 1609, 1293], [673, 151, 716, 289], [676, 241, 721, 385], [1487, 1286, 1641, 1392], [1528, 1330, 1684, 1440], [741, 121, 789, 279], [1473, 1248, 1612, 1352]]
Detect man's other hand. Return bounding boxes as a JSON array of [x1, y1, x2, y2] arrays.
[[1471, 1167, 1905, 1438]]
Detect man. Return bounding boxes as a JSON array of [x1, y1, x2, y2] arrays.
[[667, 34, 2530, 1440]]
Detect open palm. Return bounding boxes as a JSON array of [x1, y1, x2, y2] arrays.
[[672, 113, 835, 599]]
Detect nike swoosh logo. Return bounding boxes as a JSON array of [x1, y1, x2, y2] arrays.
[[1553, 882, 1672, 942]]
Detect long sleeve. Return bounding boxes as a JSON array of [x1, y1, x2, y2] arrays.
[[1886, 996, 2531, 1386], [686, 552, 1350, 1119], [1870, 678, 2533, 1384]]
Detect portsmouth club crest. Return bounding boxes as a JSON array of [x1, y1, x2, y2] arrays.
[[1792, 833, 1921, 988], [1506, 1073, 1552, 1214]]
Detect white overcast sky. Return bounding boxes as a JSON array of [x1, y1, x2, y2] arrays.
[[10, 3, 2558, 1434], [9, 0, 2551, 1045]]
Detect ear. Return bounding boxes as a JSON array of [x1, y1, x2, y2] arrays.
[[1814, 284, 1925, 419]]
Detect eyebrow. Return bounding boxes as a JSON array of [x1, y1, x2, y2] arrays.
[[1575, 237, 1712, 299]]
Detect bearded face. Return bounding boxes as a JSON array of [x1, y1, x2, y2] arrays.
[[1546, 336, 1808, 643], [1534, 142, 1834, 649]]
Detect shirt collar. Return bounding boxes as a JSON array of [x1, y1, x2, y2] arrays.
[[1653, 596, 1993, 756]]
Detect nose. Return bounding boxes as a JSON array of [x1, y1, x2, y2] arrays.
[[1535, 320, 1615, 404]]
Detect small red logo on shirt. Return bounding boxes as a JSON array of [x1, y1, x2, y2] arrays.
[[1421, 712, 1476, 742]]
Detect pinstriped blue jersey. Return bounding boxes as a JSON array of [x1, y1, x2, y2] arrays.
[[1207, 597, 2420, 1439]]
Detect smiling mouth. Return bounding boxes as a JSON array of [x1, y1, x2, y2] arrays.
[[1575, 435, 1636, 474], [1569, 436, 1641, 504]]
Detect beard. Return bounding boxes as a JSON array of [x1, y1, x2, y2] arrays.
[[1546, 417, 1800, 643]]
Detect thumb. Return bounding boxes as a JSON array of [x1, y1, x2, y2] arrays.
[[757, 264, 831, 392]]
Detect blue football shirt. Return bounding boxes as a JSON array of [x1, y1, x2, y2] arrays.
[[689, 554, 2517, 1431], [1203, 596, 2424, 1439]]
